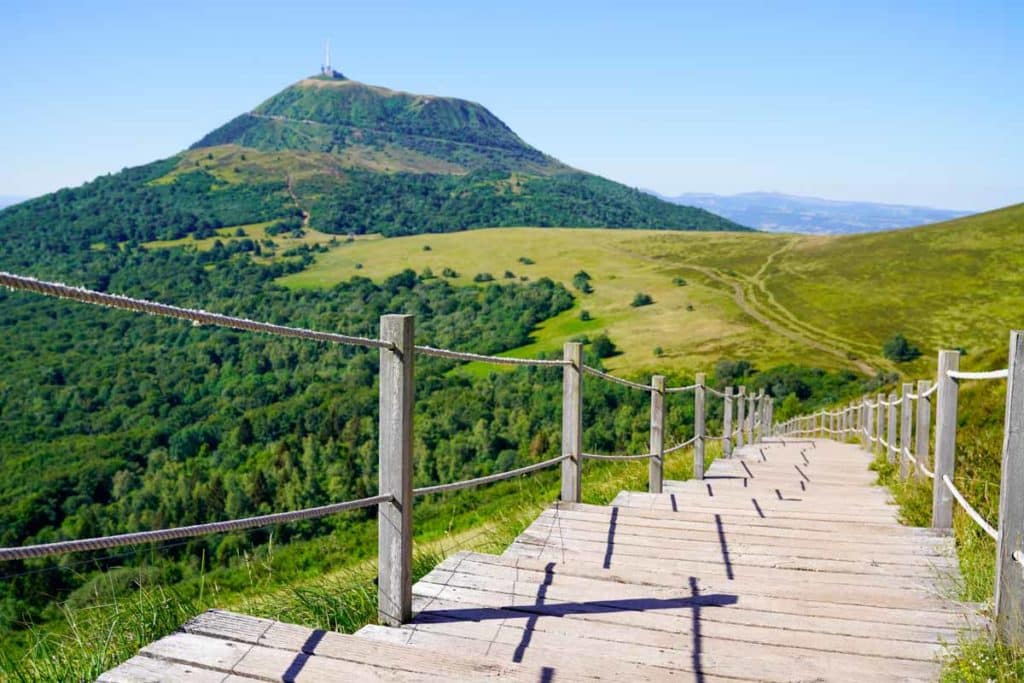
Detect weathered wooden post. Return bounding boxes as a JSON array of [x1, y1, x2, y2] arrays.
[[766, 397, 774, 437], [864, 396, 873, 451], [649, 375, 665, 493], [745, 393, 755, 445], [899, 383, 914, 476], [887, 393, 897, 465], [694, 372, 706, 480], [995, 330, 1024, 646], [916, 379, 932, 474], [378, 314, 414, 626], [723, 386, 734, 457], [561, 342, 583, 503], [862, 395, 870, 449], [736, 386, 746, 449], [876, 393, 886, 457], [932, 350, 960, 530]]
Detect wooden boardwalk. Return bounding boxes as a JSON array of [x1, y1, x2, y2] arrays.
[[101, 439, 981, 682]]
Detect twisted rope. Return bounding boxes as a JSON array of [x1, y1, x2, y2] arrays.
[[664, 436, 699, 453], [902, 447, 935, 479], [0, 272, 394, 350], [413, 454, 569, 496], [582, 365, 653, 392], [942, 475, 997, 540], [665, 384, 698, 394], [947, 369, 1009, 381], [414, 345, 569, 368], [703, 385, 727, 398], [582, 451, 653, 461], [0, 493, 392, 562]]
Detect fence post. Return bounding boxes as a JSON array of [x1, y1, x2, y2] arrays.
[[561, 342, 583, 503], [916, 379, 932, 476], [736, 386, 746, 449], [723, 386, 734, 457], [995, 330, 1024, 646], [745, 393, 755, 445], [649, 375, 665, 493], [932, 350, 960, 530], [887, 393, 897, 465], [900, 383, 914, 476], [694, 372, 706, 480], [880, 393, 888, 456], [378, 314, 414, 626], [860, 397, 868, 450]]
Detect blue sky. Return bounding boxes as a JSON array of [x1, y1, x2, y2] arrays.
[[1, 0, 1021, 211]]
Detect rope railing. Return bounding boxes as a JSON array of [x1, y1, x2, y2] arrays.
[[582, 365, 653, 392], [947, 368, 1009, 381], [582, 451, 653, 461], [902, 447, 934, 479], [0, 271, 395, 351], [665, 383, 698, 394], [0, 493, 393, 562], [665, 436, 700, 453], [413, 454, 569, 496], [413, 345, 569, 368], [942, 475, 997, 540]]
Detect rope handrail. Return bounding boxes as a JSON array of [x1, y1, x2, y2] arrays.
[[413, 454, 569, 496], [704, 385, 727, 398], [0, 493, 393, 562], [664, 436, 699, 453], [947, 369, 1009, 381], [582, 451, 653, 461], [0, 271, 395, 351], [942, 475, 997, 540], [902, 447, 935, 479], [665, 383, 698, 394], [413, 345, 569, 368], [582, 365, 653, 392]]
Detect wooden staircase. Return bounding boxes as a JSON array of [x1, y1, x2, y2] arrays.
[[101, 440, 982, 682]]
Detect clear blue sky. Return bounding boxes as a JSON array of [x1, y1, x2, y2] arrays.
[[1, 0, 1021, 211]]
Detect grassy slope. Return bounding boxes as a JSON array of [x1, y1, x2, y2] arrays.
[[282, 204, 1024, 380]]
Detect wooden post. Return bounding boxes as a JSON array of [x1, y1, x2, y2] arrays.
[[723, 386, 734, 457], [745, 393, 755, 445], [378, 314, 414, 626], [861, 396, 870, 449], [995, 330, 1024, 646], [694, 373, 706, 480], [649, 375, 665, 493], [899, 383, 914, 476], [561, 342, 583, 503], [736, 386, 746, 449], [876, 393, 886, 457], [932, 350, 960, 530], [887, 393, 897, 465], [916, 379, 932, 475]]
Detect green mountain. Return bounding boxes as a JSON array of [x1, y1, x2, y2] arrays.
[[0, 75, 744, 269]]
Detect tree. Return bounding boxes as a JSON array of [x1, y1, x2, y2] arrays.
[[882, 334, 921, 362], [591, 334, 618, 358]]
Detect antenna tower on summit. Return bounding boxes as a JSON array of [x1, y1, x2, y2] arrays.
[[321, 40, 332, 77]]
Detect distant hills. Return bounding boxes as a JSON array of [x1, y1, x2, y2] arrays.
[[0, 196, 25, 209], [651, 191, 969, 234], [0, 74, 743, 264]]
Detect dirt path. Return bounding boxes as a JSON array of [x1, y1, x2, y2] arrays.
[[615, 240, 879, 376]]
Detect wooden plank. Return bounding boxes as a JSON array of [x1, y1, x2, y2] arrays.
[[183, 609, 532, 680], [98, 656, 262, 682]]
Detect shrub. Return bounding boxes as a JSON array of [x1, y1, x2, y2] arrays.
[[591, 334, 618, 358], [654, 346, 664, 357], [504, 270, 515, 279], [672, 277, 687, 286], [631, 293, 653, 307], [422, 245, 431, 251], [442, 267, 458, 278], [572, 271, 593, 294], [518, 256, 535, 265], [883, 334, 922, 362], [473, 273, 495, 282], [579, 310, 592, 321]]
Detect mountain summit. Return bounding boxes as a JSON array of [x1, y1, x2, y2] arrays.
[[0, 76, 744, 262]]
